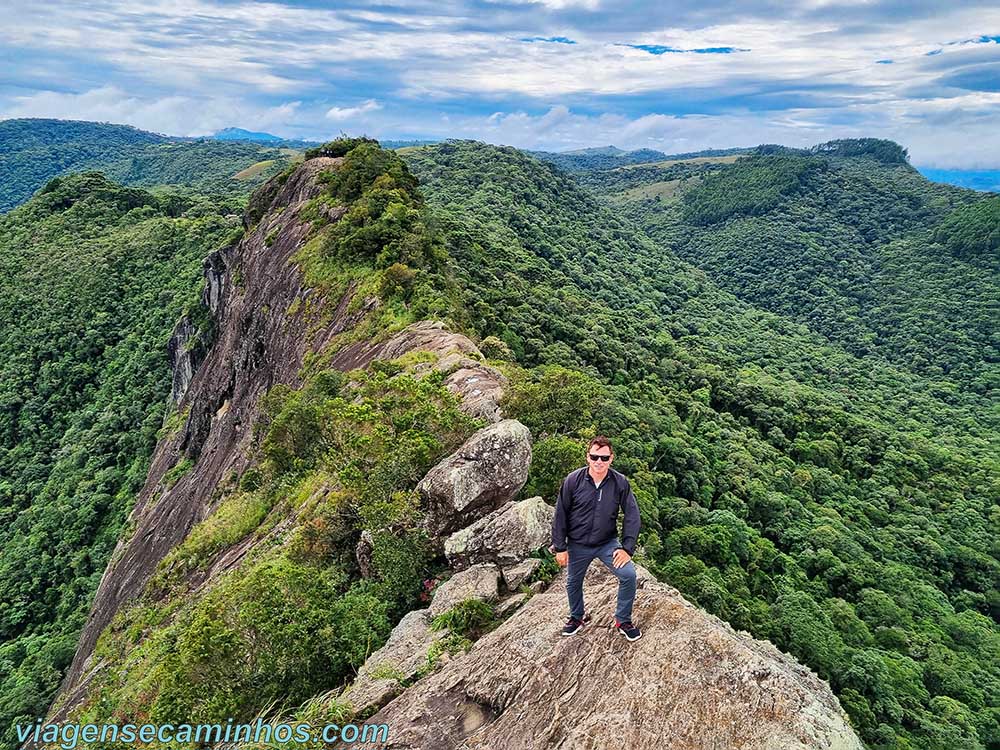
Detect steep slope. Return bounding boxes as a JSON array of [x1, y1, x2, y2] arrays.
[[38, 140, 865, 750], [0, 175, 242, 749], [48, 142, 466, 721]]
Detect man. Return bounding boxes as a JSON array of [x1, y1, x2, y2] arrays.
[[550, 436, 642, 641]]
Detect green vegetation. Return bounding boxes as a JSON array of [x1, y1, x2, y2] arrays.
[[290, 139, 464, 354], [0, 119, 163, 211], [0, 173, 242, 748], [401, 140, 1000, 750], [162, 457, 193, 488], [73, 361, 478, 733], [97, 140, 293, 196], [1, 132, 997, 750], [599, 139, 998, 396], [0, 119, 301, 211], [430, 599, 498, 639], [932, 196, 1000, 262], [681, 154, 825, 225]]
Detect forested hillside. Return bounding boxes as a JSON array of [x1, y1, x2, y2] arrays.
[[582, 141, 999, 397], [0, 133, 996, 750], [532, 145, 748, 173], [0, 119, 300, 211], [402, 141, 1000, 750], [0, 175, 243, 746]]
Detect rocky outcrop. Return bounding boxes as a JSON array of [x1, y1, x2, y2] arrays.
[[436, 353, 506, 424], [166, 315, 201, 406], [356, 529, 376, 579], [53, 159, 345, 716], [47, 158, 510, 722], [367, 564, 864, 750], [499, 559, 541, 590], [444, 497, 554, 570], [346, 609, 447, 716], [417, 420, 532, 542], [328, 319, 479, 370], [427, 564, 502, 618]]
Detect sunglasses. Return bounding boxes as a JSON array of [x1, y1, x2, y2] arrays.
[[588, 453, 612, 462]]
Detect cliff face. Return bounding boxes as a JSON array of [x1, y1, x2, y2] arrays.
[[50, 156, 402, 719]]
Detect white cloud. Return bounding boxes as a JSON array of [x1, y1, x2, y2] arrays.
[[0, 85, 306, 138], [326, 99, 382, 120], [2, 0, 1000, 165]]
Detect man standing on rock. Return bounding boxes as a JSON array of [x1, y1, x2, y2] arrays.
[[551, 436, 642, 641]]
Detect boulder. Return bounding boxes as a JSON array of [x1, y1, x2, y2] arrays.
[[501, 559, 542, 591], [417, 420, 532, 541], [369, 565, 865, 750], [444, 497, 554, 570], [495, 593, 529, 618], [428, 564, 502, 618], [345, 608, 446, 716], [442, 365, 506, 424]]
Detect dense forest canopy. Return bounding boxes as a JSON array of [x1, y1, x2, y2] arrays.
[[0, 119, 302, 211], [0, 130, 996, 750], [581, 141, 999, 399], [401, 140, 1000, 750], [0, 174, 243, 747]]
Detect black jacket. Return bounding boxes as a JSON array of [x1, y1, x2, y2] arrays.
[[551, 467, 641, 555]]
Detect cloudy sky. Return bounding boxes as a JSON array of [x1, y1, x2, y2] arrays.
[[3, 0, 1000, 166]]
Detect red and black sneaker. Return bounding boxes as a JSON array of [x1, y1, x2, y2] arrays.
[[615, 620, 642, 641], [562, 616, 586, 636]]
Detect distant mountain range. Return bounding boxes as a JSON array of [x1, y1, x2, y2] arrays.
[[538, 144, 1000, 193], [1, 119, 997, 215], [210, 127, 284, 142]]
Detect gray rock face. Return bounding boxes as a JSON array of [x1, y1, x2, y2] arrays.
[[428, 564, 502, 618], [436, 353, 507, 424], [323, 321, 506, 424], [444, 497, 554, 571], [201, 248, 227, 316], [417, 420, 532, 542], [166, 316, 201, 407], [346, 608, 446, 716], [356, 530, 375, 579], [370, 564, 865, 750], [495, 593, 529, 619], [500, 559, 542, 591]]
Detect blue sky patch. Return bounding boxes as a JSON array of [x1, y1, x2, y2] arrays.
[[520, 36, 576, 44], [623, 44, 746, 55], [0, 0, 997, 167]]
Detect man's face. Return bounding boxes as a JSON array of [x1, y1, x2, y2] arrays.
[[587, 444, 613, 477]]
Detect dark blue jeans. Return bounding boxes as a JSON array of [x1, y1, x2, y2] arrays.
[[566, 537, 637, 624]]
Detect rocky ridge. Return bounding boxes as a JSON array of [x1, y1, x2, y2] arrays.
[[46, 156, 506, 722], [45, 155, 864, 750]]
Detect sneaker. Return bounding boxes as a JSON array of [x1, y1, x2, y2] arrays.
[[562, 616, 586, 636], [615, 620, 642, 641]]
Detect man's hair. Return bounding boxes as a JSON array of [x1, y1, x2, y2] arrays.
[[588, 436, 613, 453]]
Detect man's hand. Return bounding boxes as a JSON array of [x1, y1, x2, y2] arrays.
[[612, 548, 632, 568], [555, 550, 569, 567]]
